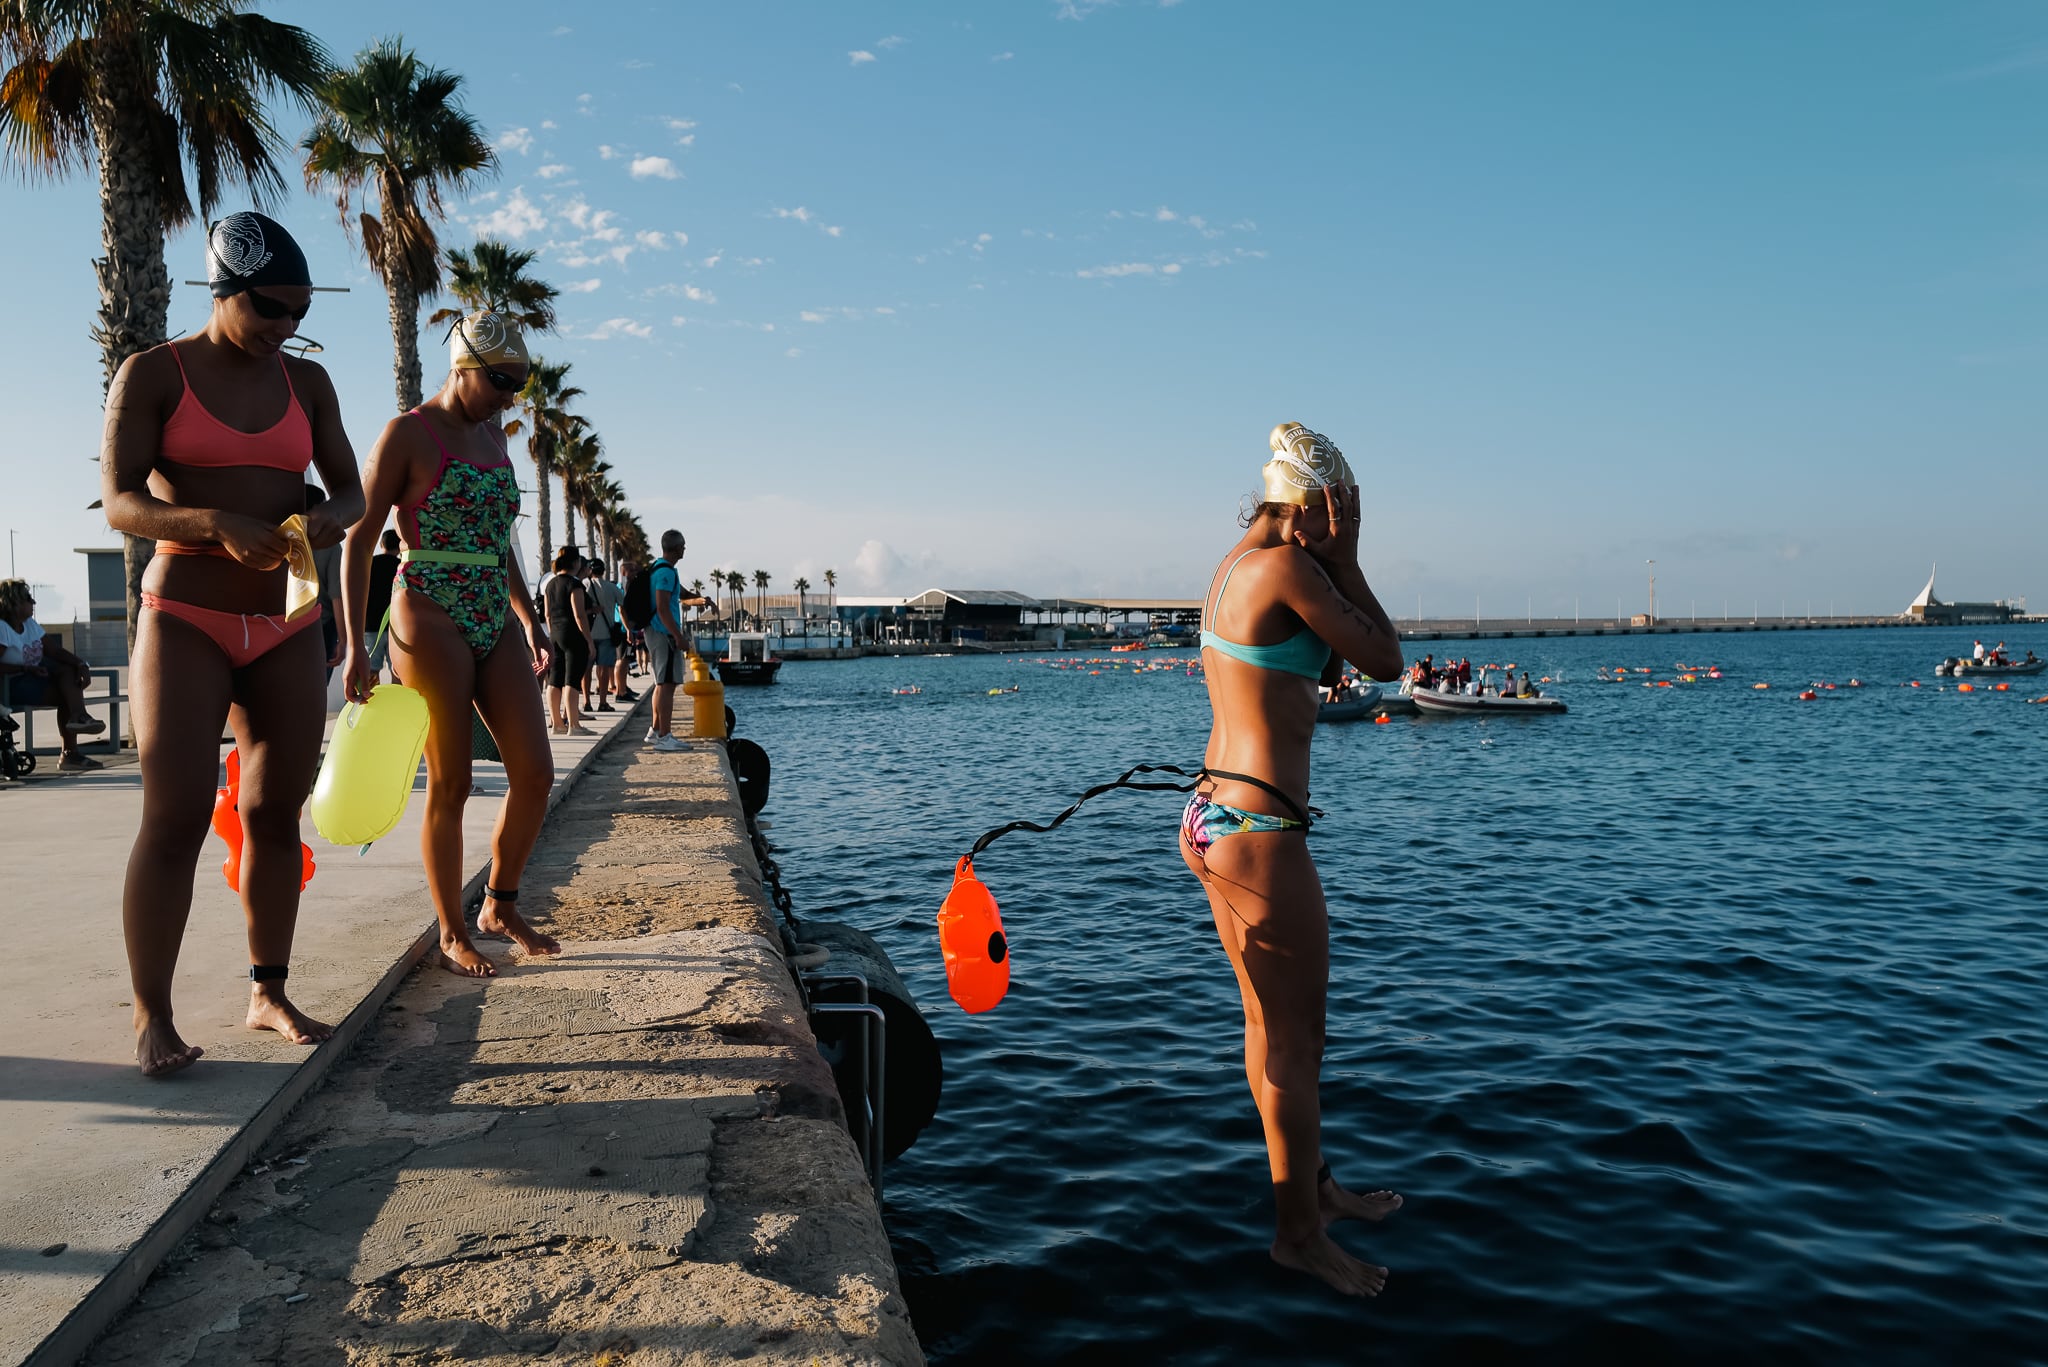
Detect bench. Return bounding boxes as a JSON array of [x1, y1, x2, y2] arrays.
[[0, 666, 126, 757]]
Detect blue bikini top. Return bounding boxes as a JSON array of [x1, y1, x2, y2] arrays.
[[1199, 548, 1331, 680]]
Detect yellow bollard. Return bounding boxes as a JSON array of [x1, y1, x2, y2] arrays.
[[683, 655, 726, 738]]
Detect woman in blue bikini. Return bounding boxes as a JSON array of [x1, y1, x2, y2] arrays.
[[1180, 423, 1407, 1297]]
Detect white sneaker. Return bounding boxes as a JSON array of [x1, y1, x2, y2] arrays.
[[652, 734, 686, 752], [644, 728, 660, 743]]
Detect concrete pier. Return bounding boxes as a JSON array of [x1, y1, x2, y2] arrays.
[[1, 711, 921, 1366]]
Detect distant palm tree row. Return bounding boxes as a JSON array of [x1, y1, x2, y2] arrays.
[[0, 3, 649, 638]]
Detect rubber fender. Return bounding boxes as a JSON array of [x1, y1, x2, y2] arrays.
[[728, 737, 771, 816], [801, 920, 944, 1160]]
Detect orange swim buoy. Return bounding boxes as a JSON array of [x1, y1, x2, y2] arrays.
[[937, 855, 1010, 1013], [1995, 682, 2011, 692], [1374, 714, 1392, 724], [1754, 683, 1770, 690], [1799, 690, 1818, 700], [1958, 683, 1975, 693], [212, 748, 315, 893]]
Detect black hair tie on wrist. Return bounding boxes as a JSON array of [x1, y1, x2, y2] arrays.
[[249, 964, 288, 982]]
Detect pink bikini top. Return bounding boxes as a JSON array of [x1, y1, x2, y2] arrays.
[[159, 342, 313, 473], [154, 342, 315, 557]]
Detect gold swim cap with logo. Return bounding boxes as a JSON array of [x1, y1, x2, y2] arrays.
[[449, 310, 530, 371], [1261, 422, 1353, 505]]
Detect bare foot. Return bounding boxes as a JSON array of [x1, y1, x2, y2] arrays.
[[1320, 1171, 1403, 1227], [439, 934, 498, 978], [478, 898, 562, 958], [135, 1013, 203, 1078], [1271, 1228, 1388, 1298], [245, 987, 334, 1045]]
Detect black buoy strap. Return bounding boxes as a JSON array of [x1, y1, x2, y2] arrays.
[[484, 885, 518, 902], [964, 763, 1321, 858], [249, 964, 288, 982], [966, 763, 1205, 857]]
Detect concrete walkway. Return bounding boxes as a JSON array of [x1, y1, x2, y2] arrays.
[[0, 698, 640, 1366], [78, 740, 923, 1366]]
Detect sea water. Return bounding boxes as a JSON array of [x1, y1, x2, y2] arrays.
[[736, 626, 2048, 1366]]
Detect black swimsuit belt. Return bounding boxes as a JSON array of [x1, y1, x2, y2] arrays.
[[1201, 768, 1314, 830]]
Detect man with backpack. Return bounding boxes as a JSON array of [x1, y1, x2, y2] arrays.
[[637, 531, 710, 749]]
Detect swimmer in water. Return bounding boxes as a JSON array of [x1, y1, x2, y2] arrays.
[[101, 212, 366, 1076], [1180, 423, 1408, 1297]]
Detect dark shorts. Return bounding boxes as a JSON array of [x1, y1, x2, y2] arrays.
[[592, 637, 618, 667], [6, 674, 52, 706], [548, 631, 589, 688], [647, 629, 686, 685]]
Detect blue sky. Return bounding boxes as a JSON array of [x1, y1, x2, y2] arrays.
[[5, 1, 2044, 622]]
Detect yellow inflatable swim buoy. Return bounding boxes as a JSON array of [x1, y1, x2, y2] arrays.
[[311, 685, 431, 845]]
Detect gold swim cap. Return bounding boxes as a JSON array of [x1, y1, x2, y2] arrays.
[[1261, 422, 1352, 505], [450, 310, 529, 371]]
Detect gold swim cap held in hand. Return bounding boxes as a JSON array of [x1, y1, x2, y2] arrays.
[[1262, 422, 1353, 506]]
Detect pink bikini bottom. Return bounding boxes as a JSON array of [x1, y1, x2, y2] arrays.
[[142, 592, 320, 670]]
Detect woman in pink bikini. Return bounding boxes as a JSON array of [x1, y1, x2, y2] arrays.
[[339, 311, 559, 978], [101, 213, 364, 1077]]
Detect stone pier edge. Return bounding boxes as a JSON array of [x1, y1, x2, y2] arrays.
[[29, 702, 650, 1367]]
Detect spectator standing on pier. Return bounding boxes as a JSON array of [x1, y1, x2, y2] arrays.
[[583, 558, 619, 713], [644, 529, 704, 750], [608, 559, 639, 702], [364, 528, 400, 679]]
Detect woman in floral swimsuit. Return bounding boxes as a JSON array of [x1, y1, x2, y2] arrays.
[[339, 312, 559, 977]]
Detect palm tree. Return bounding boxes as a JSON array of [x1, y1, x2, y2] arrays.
[[823, 567, 838, 638], [302, 38, 495, 412], [556, 431, 606, 552], [2, 0, 329, 653], [429, 239, 559, 333], [753, 570, 770, 627], [725, 570, 746, 628], [513, 359, 580, 573], [792, 577, 811, 641]]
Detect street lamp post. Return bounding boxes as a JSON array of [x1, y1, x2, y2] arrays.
[[1646, 559, 1656, 625]]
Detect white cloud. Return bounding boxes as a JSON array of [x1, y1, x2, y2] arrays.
[[800, 310, 827, 323], [991, 51, 1015, 62], [536, 163, 572, 180], [701, 251, 724, 268], [635, 230, 669, 249], [598, 144, 620, 160], [467, 187, 547, 240], [551, 25, 571, 37], [774, 206, 814, 223], [681, 284, 715, 303], [785, 347, 803, 358], [973, 232, 992, 253], [497, 127, 534, 155], [624, 58, 653, 70], [1055, 0, 1114, 19], [564, 278, 602, 293], [824, 224, 843, 237], [1161, 262, 1182, 274], [576, 94, 595, 116], [878, 35, 907, 48], [665, 117, 698, 133], [1076, 261, 1156, 278], [670, 315, 691, 326], [1154, 206, 1177, 221], [849, 50, 876, 65], [580, 318, 654, 341], [630, 156, 680, 181], [541, 119, 558, 130]]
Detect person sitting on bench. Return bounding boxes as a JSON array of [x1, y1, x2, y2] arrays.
[[0, 578, 105, 771]]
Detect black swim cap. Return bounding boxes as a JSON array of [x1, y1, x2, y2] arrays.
[[206, 212, 312, 299]]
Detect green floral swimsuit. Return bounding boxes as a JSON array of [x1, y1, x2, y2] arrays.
[[398, 410, 520, 657]]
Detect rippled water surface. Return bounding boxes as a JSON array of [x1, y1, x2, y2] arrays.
[[734, 628, 2047, 1366]]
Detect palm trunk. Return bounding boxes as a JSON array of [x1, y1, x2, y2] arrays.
[[89, 33, 175, 667], [560, 477, 576, 551], [384, 252, 422, 412], [530, 438, 554, 580]]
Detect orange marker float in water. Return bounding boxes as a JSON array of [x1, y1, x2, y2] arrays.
[[938, 856, 1009, 1013]]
